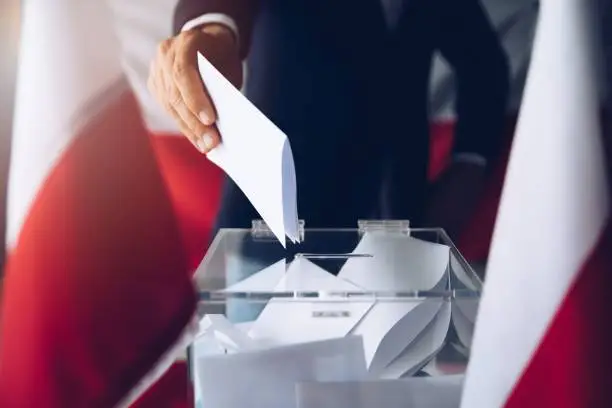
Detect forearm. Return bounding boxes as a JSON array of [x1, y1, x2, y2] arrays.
[[433, 0, 511, 169], [173, 0, 261, 59]]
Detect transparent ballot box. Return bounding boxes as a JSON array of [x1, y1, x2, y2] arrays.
[[189, 220, 482, 408]]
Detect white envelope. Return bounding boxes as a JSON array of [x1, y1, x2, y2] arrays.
[[192, 331, 228, 408], [454, 298, 479, 322], [248, 258, 374, 344], [295, 375, 464, 408], [223, 259, 287, 292], [451, 298, 479, 349], [196, 336, 368, 408], [197, 53, 299, 246], [198, 314, 261, 352], [192, 316, 262, 408], [349, 298, 443, 373], [234, 320, 254, 332], [274, 257, 365, 292], [379, 301, 452, 379], [338, 233, 450, 291], [450, 254, 479, 291], [192, 316, 277, 406]]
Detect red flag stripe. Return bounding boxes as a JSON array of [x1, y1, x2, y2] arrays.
[[0, 88, 196, 407], [505, 220, 612, 407], [460, 2, 610, 405], [151, 135, 224, 273], [131, 362, 194, 408]]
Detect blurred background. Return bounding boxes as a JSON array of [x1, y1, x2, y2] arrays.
[[2, 0, 611, 277], [0, 0, 542, 276], [0, 0, 20, 273]]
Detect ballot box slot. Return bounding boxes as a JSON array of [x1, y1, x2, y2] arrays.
[[294, 253, 373, 259], [251, 218, 305, 241], [358, 219, 410, 236]]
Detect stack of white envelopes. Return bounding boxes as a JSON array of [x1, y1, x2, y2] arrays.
[[192, 232, 480, 408]]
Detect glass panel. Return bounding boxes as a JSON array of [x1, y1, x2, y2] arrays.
[[190, 221, 482, 407]]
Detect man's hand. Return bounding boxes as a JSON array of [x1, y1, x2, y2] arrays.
[[425, 162, 487, 242], [148, 24, 242, 153]]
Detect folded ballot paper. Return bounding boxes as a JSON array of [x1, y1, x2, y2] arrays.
[[193, 233, 464, 407], [197, 53, 299, 246], [195, 333, 368, 408], [451, 297, 480, 349], [337, 232, 450, 291]]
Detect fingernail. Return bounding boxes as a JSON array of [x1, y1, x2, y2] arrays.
[[196, 133, 215, 153], [196, 139, 207, 153], [199, 111, 213, 125]]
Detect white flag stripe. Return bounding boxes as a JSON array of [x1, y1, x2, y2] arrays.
[[107, 0, 180, 133], [2, 1, 199, 405], [461, 1, 609, 407], [6, 0, 124, 249]]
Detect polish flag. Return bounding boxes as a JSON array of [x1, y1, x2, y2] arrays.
[[0, 1, 197, 407], [460, 0, 611, 407]]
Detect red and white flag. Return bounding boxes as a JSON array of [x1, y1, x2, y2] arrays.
[[0, 1, 197, 406], [460, 0, 611, 407]]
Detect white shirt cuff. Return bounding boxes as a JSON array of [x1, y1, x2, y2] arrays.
[[180, 13, 248, 92], [180, 13, 239, 40], [453, 152, 487, 167]]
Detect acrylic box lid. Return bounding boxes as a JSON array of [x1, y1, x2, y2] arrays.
[[193, 220, 482, 303]]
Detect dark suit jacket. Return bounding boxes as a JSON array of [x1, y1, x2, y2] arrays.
[[174, 0, 510, 231]]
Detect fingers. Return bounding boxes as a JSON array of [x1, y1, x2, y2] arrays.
[[173, 32, 217, 126], [148, 36, 220, 154], [170, 99, 221, 153], [169, 103, 221, 153], [149, 56, 220, 153]]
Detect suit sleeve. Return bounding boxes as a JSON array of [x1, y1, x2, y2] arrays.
[[173, 0, 261, 59], [436, 0, 510, 168]]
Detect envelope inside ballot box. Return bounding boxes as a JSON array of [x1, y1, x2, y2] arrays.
[[193, 233, 467, 408]]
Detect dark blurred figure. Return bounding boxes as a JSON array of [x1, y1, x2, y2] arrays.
[[599, 0, 612, 188], [149, 0, 509, 241]]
